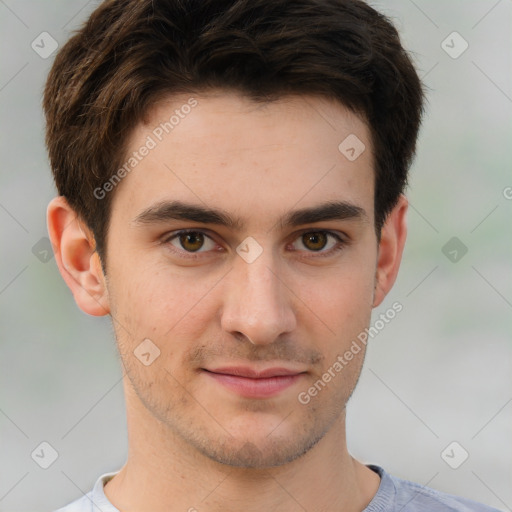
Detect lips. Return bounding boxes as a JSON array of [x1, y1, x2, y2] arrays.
[[206, 366, 304, 379], [202, 366, 306, 398]]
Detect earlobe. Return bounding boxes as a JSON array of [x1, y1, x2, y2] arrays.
[[47, 196, 110, 316], [373, 195, 408, 308]]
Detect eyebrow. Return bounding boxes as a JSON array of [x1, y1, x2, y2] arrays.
[[132, 200, 368, 230]]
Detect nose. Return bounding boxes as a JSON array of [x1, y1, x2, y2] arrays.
[[220, 250, 296, 345]]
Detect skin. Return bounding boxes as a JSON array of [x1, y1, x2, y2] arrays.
[[48, 91, 407, 512]]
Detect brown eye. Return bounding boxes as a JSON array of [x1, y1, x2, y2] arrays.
[[302, 232, 328, 251], [179, 232, 205, 252], [166, 230, 217, 256]]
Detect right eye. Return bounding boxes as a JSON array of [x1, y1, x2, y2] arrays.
[[165, 230, 218, 254]]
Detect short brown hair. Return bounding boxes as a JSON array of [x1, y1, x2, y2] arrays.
[[44, 0, 425, 262]]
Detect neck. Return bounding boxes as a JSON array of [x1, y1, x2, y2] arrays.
[[105, 387, 380, 512]]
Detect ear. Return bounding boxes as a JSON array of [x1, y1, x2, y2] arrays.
[[47, 196, 110, 316], [373, 194, 408, 308]]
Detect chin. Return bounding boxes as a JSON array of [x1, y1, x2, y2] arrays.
[[194, 434, 322, 469], [180, 411, 332, 469]]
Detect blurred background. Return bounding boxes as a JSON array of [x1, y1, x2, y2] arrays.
[[0, 1, 511, 510]]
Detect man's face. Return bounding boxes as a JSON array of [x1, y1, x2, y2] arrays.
[[104, 92, 378, 468]]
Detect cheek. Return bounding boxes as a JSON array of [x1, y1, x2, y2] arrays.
[[109, 263, 219, 344], [297, 264, 375, 328], [291, 262, 375, 381]]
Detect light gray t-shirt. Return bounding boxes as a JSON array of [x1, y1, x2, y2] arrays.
[[55, 465, 502, 511]]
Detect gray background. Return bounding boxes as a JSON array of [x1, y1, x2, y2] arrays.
[[0, 1, 511, 510]]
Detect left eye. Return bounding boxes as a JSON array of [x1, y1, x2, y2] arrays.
[[168, 231, 217, 252], [291, 231, 341, 252]]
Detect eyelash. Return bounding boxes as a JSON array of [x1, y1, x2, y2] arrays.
[[161, 229, 348, 259]]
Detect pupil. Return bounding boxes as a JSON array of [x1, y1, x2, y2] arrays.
[[304, 232, 327, 251], [181, 232, 204, 252]]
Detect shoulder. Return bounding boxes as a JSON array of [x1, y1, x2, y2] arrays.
[[53, 472, 119, 512], [390, 474, 501, 512], [54, 494, 93, 512], [366, 465, 502, 512]]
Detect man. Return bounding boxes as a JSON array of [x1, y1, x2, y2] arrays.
[[44, 0, 500, 510]]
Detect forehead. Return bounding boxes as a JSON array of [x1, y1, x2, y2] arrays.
[[142, 91, 370, 158], [112, 91, 375, 225]]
